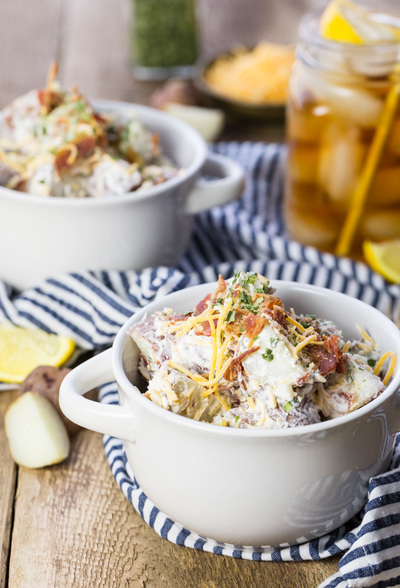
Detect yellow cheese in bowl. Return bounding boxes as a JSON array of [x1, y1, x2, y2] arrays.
[[203, 42, 295, 105]]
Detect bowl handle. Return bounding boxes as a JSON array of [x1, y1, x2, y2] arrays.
[[59, 348, 136, 443], [185, 151, 245, 214]]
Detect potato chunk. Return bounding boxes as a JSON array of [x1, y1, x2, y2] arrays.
[[5, 392, 70, 468]]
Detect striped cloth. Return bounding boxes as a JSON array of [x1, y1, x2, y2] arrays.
[[1, 142, 400, 587]]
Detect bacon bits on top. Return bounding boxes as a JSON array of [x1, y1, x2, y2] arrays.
[[0, 71, 180, 198], [129, 271, 395, 429]]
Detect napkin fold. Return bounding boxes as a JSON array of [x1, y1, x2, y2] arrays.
[[1, 142, 400, 587]]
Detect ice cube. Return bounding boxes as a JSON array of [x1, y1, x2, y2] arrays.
[[318, 124, 365, 203], [295, 65, 383, 128]]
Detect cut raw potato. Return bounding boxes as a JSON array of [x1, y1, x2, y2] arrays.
[[5, 392, 70, 468], [18, 365, 87, 437], [163, 103, 225, 142]]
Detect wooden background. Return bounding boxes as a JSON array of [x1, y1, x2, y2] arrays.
[[0, 0, 342, 586]]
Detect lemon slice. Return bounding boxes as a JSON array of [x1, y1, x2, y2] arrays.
[[0, 323, 76, 383], [363, 239, 400, 283], [320, 0, 400, 44]]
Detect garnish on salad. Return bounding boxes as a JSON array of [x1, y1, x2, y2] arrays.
[[0, 62, 181, 198], [129, 271, 396, 429]]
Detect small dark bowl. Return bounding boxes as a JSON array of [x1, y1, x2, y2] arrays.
[[193, 49, 287, 122]]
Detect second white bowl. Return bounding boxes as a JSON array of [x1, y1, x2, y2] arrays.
[[0, 100, 244, 290]]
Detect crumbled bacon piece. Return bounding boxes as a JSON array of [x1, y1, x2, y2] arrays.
[[264, 296, 283, 311], [212, 274, 227, 301], [306, 346, 338, 377], [195, 318, 218, 336], [54, 147, 73, 173], [75, 136, 96, 157], [244, 313, 266, 338], [296, 371, 312, 387], [229, 346, 260, 370], [261, 296, 285, 325], [272, 305, 285, 326], [169, 313, 190, 322], [324, 334, 341, 360], [193, 294, 211, 316], [224, 347, 260, 382], [37, 89, 62, 113], [336, 353, 348, 374]]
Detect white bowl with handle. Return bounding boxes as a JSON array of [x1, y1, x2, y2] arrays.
[[59, 280, 400, 547], [0, 100, 244, 290]]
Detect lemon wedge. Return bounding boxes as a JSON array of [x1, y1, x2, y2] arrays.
[[363, 239, 400, 283], [0, 323, 75, 383], [320, 0, 400, 44]]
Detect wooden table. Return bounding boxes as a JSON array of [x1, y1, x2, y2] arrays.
[[0, 0, 341, 585]]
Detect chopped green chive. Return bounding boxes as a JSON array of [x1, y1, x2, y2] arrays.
[[283, 401, 292, 413], [262, 348, 274, 362], [225, 310, 236, 323]]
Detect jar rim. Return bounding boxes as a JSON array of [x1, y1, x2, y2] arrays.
[[299, 5, 400, 56]]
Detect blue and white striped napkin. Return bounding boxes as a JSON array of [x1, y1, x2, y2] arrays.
[[1, 142, 400, 587]]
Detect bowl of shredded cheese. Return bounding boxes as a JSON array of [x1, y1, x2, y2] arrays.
[[195, 43, 295, 119]]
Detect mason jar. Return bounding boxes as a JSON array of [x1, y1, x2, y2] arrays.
[[131, 0, 199, 80], [284, 2, 400, 259]]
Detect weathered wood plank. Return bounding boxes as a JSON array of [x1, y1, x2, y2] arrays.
[[8, 428, 340, 587], [0, 390, 17, 588]]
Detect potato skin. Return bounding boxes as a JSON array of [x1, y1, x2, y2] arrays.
[[18, 365, 97, 436]]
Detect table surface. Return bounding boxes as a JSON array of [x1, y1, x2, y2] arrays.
[[0, 1, 341, 586]]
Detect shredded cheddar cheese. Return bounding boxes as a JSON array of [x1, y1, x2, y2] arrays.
[[374, 351, 397, 385], [342, 341, 351, 353], [204, 43, 295, 104], [294, 334, 319, 356], [131, 271, 397, 431], [356, 324, 375, 346], [214, 390, 230, 411], [286, 315, 307, 333], [168, 360, 207, 384], [247, 397, 255, 410], [170, 304, 218, 337]]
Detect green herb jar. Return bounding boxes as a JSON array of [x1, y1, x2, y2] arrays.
[[131, 0, 199, 80]]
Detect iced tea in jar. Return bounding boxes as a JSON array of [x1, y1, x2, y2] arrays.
[[284, 0, 400, 258]]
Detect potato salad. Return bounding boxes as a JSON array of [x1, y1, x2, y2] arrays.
[[130, 271, 396, 429], [0, 79, 180, 198]]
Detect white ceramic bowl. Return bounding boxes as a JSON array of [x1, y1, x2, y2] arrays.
[[0, 100, 244, 290], [59, 281, 400, 547]]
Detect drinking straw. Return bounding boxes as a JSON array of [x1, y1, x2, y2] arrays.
[[335, 65, 400, 257]]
